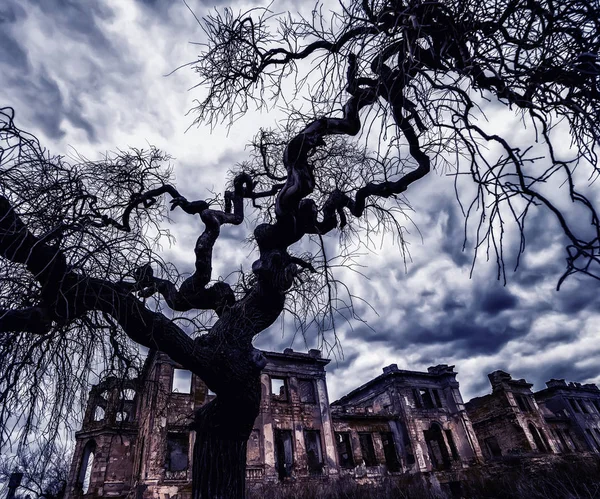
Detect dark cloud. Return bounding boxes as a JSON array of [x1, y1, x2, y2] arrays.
[[479, 286, 518, 315], [0, 0, 123, 141]]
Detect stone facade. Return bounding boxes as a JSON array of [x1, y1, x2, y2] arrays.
[[466, 370, 564, 459], [535, 379, 600, 454], [65, 349, 336, 498], [65, 354, 600, 498], [331, 364, 482, 478]]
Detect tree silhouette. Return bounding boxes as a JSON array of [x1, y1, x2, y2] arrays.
[[1, 0, 600, 497]]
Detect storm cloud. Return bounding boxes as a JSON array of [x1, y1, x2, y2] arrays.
[[1, 0, 599, 405]]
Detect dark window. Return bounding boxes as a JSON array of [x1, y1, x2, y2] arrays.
[[358, 433, 377, 467], [445, 429, 460, 460], [528, 423, 549, 453], [569, 398, 581, 413], [271, 377, 288, 401], [592, 400, 600, 414], [304, 430, 324, 475], [412, 389, 423, 409], [564, 429, 579, 451], [166, 433, 189, 472], [432, 389, 443, 408], [298, 379, 316, 404], [515, 394, 532, 412], [398, 421, 416, 466], [555, 430, 570, 453], [484, 436, 502, 458], [381, 432, 401, 472], [585, 429, 600, 452], [424, 423, 451, 470], [172, 369, 192, 394], [579, 399, 589, 414], [275, 430, 294, 479], [335, 432, 354, 468], [594, 429, 600, 452], [420, 389, 435, 409]]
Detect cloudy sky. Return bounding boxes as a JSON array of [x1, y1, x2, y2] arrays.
[[2, 0, 599, 404]]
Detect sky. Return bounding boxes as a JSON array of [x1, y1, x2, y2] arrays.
[[1, 0, 599, 405]]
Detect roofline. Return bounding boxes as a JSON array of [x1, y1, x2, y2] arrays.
[[332, 368, 456, 406], [263, 349, 331, 366]]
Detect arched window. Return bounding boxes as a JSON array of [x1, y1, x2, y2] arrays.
[[121, 389, 136, 401], [93, 406, 105, 421], [528, 423, 549, 453], [78, 440, 96, 494]]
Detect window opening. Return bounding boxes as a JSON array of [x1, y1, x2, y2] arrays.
[[121, 389, 136, 401], [275, 429, 294, 479], [515, 394, 532, 412], [398, 421, 416, 466], [298, 379, 316, 403], [115, 411, 130, 422], [484, 436, 502, 458], [335, 432, 355, 468], [172, 369, 192, 394], [381, 432, 400, 472], [412, 389, 423, 409], [564, 429, 579, 451], [420, 389, 435, 409], [569, 398, 581, 413], [358, 433, 377, 467], [166, 433, 189, 480], [78, 441, 96, 494], [555, 430, 570, 453], [424, 423, 451, 470], [93, 406, 105, 421], [445, 429, 460, 460], [432, 389, 443, 408], [271, 377, 288, 401], [528, 423, 549, 453], [585, 429, 600, 452], [579, 399, 589, 414], [304, 430, 324, 475]]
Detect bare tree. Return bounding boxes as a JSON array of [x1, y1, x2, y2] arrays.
[[0, 441, 69, 499], [2, 0, 600, 497]]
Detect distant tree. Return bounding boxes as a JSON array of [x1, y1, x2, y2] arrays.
[[0, 443, 68, 499], [1, 0, 600, 497]]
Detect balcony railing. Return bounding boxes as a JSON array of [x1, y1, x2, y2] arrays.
[[246, 467, 264, 480]]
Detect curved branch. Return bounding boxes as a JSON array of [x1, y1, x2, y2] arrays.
[[0, 307, 52, 334]]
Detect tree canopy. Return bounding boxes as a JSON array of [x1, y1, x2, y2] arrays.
[[1, 0, 599, 496]]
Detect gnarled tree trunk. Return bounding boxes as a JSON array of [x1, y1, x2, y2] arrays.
[[192, 376, 261, 499]]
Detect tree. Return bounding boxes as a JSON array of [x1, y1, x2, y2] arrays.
[[1, 0, 600, 497], [0, 442, 69, 499]]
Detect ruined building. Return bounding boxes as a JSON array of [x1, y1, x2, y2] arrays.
[[65, 349, 337, 498], [65, 353, 600, 498], [331, 364, 482, 476], [465, 370, 600, 459], [535, 378, 600, 454]]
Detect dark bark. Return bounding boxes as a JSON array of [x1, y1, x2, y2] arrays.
[[191, 374, 262, 499]]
